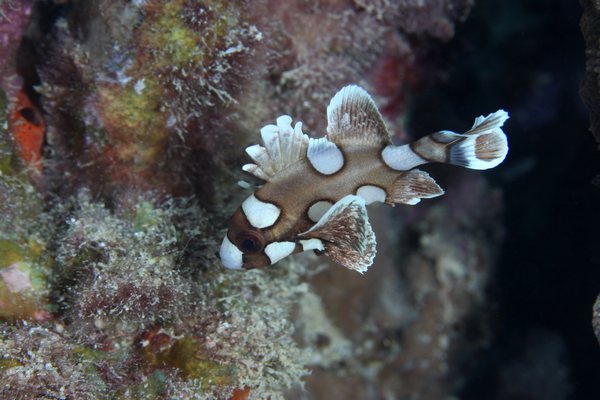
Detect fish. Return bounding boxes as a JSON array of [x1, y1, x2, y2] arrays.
[[220, 85, 508, 273]]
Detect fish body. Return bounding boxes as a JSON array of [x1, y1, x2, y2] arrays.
[[221, 85, 509, 272]]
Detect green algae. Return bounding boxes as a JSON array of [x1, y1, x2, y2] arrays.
[[171, 339, 233, 385], [0, 238, 46, 269], [0, 240, 22, 268], [99, 76, 167, 170], [0, 259, 51, 320], [0, 326, 110, 399], [137, 0, 243, 69], [121, 370, 168, 400], [142, 1, 203, 67], [103, 77, 163, 133], [0, 177, 53, 321], [133, 201, 163, 233], [151, 337, 234, 385], [0, 357, 22, 371], [0, 227, 53, 321], [0, 178, 316, 397]]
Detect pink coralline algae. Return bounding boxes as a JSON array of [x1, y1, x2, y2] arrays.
[[0, 264, 34, 292]]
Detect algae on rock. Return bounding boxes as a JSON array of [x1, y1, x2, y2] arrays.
[[0, 0, 511, 399]]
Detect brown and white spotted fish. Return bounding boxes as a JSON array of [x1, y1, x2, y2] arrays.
[[220, 85, 509, 273]]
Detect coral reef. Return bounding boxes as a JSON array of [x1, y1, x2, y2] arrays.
[[1, 0, 560, 399], [35, 0, 474, 202], [0, 0, 42, 175], [0, 134, 52, 322], [289, 173, 503, 399], [36, 0, 262, 200], [2, 191, 313, 399], [0, 326, 108, 399]]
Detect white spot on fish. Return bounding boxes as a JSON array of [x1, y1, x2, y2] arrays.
[[356, 185, 386, 205], [307, 138, 344, 175], [219, 236, 243, 269], [242, 194, 281, 229], [308, 200, 333, 222], [382, 144, 426, 171], [237, 180, 251, 189], [300, 238, 325, 252], [264, 241, 296, 264], [403, 197, 421, 205]]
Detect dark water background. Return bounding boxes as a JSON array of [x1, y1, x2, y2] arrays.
[[411, 1, 600, 398]]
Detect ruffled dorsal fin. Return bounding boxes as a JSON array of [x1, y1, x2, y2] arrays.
[[326, 85, 391, 147], [299, 195, 376, 274], [243, 115, 309, 181]]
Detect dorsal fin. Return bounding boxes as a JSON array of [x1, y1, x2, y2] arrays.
[[243, 115, 309, 181], [299, 195, 376, 274], [326, 85, 391, 147]]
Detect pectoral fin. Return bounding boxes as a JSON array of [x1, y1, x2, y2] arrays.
[[299, 195, 376, 273]]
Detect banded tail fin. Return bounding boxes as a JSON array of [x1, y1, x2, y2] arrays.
[[437, 110, 509, 170]]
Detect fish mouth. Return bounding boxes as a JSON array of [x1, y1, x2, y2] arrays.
[[219, 236, 243, 269]]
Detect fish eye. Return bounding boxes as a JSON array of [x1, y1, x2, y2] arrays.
[[235, 230, 265, 254]]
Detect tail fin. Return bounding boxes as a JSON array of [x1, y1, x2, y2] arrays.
[[436, 110, 509, 170]]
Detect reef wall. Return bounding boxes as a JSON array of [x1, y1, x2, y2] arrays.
[[0, 1, 517, 399]]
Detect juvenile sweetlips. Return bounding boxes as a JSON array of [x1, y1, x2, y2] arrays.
[[220, 85, 509, 272]]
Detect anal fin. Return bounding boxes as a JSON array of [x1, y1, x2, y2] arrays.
[[299, 195, 376, 274], [386, 169, 444, 205]]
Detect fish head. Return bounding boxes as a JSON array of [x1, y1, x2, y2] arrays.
[[220, 192, 379, 273], [220, 206, 272, 270], [220, 189, 320, 269]]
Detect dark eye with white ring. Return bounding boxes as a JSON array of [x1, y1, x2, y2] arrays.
[[235, 230, 265, 254]]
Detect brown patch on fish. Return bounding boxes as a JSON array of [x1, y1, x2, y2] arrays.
[[475, 133, 504, 161], [410, 137, 448, 163], [242, 252, 271, 269]]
